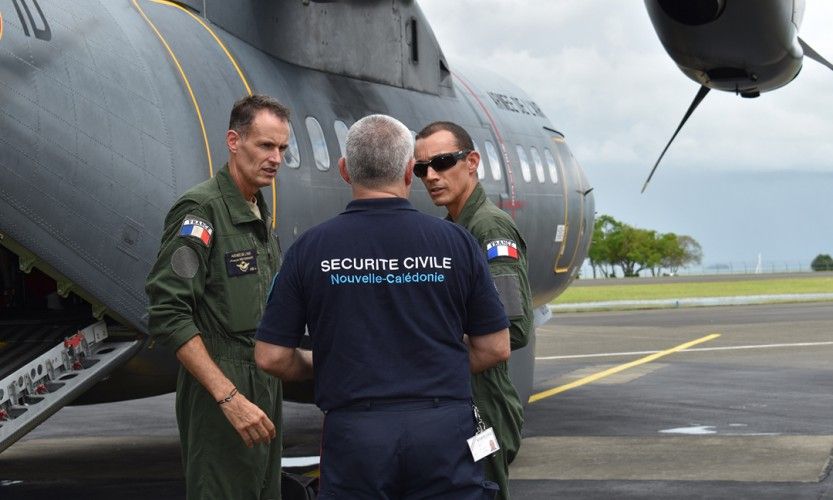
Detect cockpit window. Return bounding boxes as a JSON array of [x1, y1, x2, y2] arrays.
[[516, 145, 531, 183], [484, 141, 502, 181], [306, 116, 330, 171], [530, 146, 546, 183], [544, 147, 559, 183], [286, 124, 301, 169], [334, 120, 349, 158]]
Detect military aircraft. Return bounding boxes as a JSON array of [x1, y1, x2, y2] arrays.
[[642, 0, 833, 192], [0, 0, 595, 452]]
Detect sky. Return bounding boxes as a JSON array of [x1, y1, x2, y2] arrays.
[[418, 0, 833, 270]]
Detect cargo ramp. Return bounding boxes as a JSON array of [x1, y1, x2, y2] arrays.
[[0, 320, 140, 453]]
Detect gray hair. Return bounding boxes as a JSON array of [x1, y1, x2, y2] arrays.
[[345, 114, 414, 189]]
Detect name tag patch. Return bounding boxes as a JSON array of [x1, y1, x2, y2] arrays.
[[485, 239, 519, 261], [226, 249, 258, 277], [179, 215, 214, 246]]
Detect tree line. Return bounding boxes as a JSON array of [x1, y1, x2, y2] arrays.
[[811, 254, 833, 271], [587, 215, 702, 278]]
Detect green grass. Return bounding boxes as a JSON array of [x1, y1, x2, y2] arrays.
[[552, 276, 833, 304]]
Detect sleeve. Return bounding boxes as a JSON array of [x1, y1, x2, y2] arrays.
[[255, 243, 307, 348], [462, 232, 511, 336], [479, 223, 533, 350], [144, 200, 211, 351]]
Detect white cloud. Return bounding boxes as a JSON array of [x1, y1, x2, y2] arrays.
[[418, 0, 833, 263], [419, 0, 833, 174]]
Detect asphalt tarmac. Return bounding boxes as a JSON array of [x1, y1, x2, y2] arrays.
[[2, 301, 832, 499]]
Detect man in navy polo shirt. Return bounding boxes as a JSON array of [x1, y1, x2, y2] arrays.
[[255, 114, 509, 499]]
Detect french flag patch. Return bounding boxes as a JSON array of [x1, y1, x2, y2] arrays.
[[179, 215, 213, 246], [486, 239, 519, 261]]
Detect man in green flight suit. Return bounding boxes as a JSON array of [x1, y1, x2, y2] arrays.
[[415, 121, 533, 500], [145, 95, 290, 500]]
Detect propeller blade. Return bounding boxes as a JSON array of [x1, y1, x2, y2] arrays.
[[799, 37, 833, 72], [642, 85, 711, 193]]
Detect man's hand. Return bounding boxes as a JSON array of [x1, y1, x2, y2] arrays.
[[468, 328, 510, 373], [175, 335, 277, 447], [255, 340, 314, 381], [219, 392, 277, 448]]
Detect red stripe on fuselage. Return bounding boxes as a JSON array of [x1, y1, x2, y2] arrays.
[[451, 71, 521, 218]]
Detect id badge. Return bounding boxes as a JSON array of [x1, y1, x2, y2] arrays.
[[467, 427, 500, 462]]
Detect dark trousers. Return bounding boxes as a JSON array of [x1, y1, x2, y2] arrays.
[[319, 399, 498, 499]]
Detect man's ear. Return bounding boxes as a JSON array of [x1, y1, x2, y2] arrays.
[[404, 158, 415, 187], [338, 157, 351, 184], [227, 129, 240, 153], [467, 150, 481, 176]]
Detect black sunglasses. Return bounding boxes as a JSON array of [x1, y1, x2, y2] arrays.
[[414, 150, 471, 178]]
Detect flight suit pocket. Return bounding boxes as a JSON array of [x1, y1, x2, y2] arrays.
[[225, 263, 262, 333], [212, 233, 264, 334], [492, 273, 524, 318]]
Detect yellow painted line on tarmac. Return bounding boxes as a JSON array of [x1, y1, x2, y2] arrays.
[[528, 333, 721, 404], [0, 12, 4, 42]]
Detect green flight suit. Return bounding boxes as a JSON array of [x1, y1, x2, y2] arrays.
[[454, 182, 533, 500], [145, 165, 283, 500]]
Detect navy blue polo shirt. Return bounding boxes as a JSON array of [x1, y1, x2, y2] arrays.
[[256, 197, 509, 411]]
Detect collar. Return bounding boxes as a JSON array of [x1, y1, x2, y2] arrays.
[[343, 197, 415, 213], [217, 164, 272, 226], [453, 182, 487, 227]]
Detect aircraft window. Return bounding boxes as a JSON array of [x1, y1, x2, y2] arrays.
[[484, 141, 502, 180], [474, 143, 484, 180], [516, 145, 532, 182], [530, 146, 546, 183], [334, 120, 348, 158], [286, 125, 301, 169], [544, 148, 559, 183], [306, 116, 330, 171]]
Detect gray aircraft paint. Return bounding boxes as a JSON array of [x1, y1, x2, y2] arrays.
[[0, 0, 593, 442]]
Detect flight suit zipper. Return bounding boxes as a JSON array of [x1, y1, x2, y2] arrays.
[[253, 232, 266, 318]]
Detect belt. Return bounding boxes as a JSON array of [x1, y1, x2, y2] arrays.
[[332, 397, 468, 412], [201, 334, 256, 364]]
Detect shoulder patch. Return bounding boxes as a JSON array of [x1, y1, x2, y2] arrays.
[[171, 246, 200, 279], [485, 239, 519, 261], [178, 214, 214, 246]]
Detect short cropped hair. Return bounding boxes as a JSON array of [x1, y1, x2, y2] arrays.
[[229, 94, 291, 136], [345, 115, 414, 189], [415, 121, 474, 151]]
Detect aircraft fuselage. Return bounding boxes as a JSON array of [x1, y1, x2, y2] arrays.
[[0, 0, 594, 407]]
